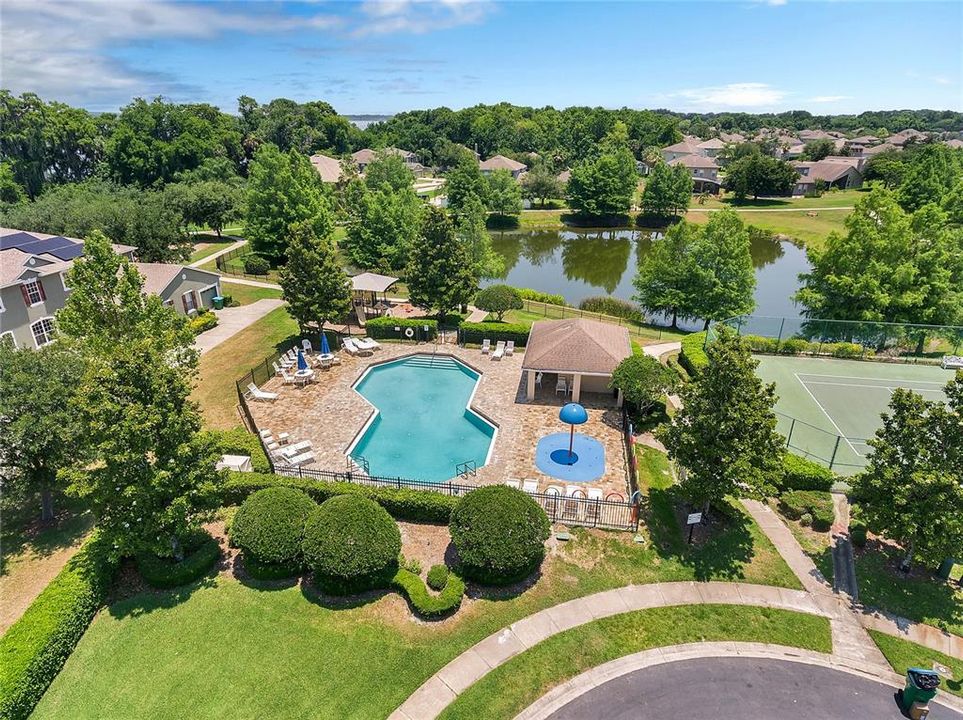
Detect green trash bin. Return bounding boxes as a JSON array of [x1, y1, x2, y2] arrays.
[[902, 668, 940, 711], [213, 296, 224, 310]]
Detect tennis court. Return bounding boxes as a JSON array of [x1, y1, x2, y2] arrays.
[[753, 355, 955, 474]]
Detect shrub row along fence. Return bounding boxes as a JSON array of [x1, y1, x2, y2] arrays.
[[712, 315, 963, 361], [275, 464, 639, 532], [519, 299, 676, 342], [215, 244, 274, 280]]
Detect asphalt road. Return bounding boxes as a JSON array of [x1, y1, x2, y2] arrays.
[[546, 657, 963, 720]]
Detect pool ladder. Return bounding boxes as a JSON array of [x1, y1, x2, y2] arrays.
[[455, 460, 477, 480], [347, 455, 370, 476]]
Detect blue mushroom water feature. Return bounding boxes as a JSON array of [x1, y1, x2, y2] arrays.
[[558, 402, 589, 465]]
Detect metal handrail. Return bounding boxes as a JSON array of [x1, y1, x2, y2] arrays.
[[455, 460, 477, 479]]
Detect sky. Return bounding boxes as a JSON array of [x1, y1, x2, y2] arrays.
[[2, 0, 961, 116]]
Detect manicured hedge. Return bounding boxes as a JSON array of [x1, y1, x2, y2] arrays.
[[459, 321, 530, 346], [365, 317, 438, 341], [849, 518, 868, 547], [137, 529, 220, 589], [392, 568, 465, 618], [780, 453, 836, 492], [0, 532, 116, 720], [201, 427, 271, 473], [427, 564, 449, 591], [517, 288, 566, 306], [778, 490, 834, 532], [243, 254, 271, 275], [189, 310, 219, 335], [679, 332, 708, 376], [221, 472, 459, 523], [303, 495, 402, 594], [449, 485, 550, 586], [230, 487, 318, 576]]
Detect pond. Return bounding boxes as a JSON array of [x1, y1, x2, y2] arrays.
[[486, 228, 811, 328]]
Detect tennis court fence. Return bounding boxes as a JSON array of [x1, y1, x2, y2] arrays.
[[775, 411, 870, 473]]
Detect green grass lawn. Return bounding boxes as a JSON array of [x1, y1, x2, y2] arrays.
[[687, 207, 848, 249], [778, 506, 834, 584], [188, 239, 236, 264], [855, 544, 963, 636], [694, 188, 866, 210], [219, 280, 283, 306], [193, 306, 298, 429], [869, 630, 963, 698], [440, 606, 832, 720]]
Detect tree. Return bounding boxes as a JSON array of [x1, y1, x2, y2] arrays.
[[795, 187, 963, 350], [166, 179, 242, 237], [0, 340, 87, 521], [640, 161, 692, 219], [407, 207, 478, 319], [897, 144, 960, 212], [245, 144, 331, 259], [633, 220, 701, 328], [0, 162, 26, 204], [474, 284, 522, 321], [610, 354, 678, 416], [445, 156, 488, 214], [485, 168, 523, 217], [342, 178, 423, 272], [58, 231, 222, 560], [520, 166, 562, 208], [850, 375, 963, 571], [278, 222, 351, 334], [453, 193, 503, 279], [566, 122, 638, 218], [723, 154, 798, 200], [689, 209, 756, 329], [801, 139, 835, 161], [363, 152, 413, 193], [863, 150, 906, 188], [657, 332, 782, 511]]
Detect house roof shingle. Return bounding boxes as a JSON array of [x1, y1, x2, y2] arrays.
[[522, 318, 632, 375], [351, 272, 398, 293], [668, 155, 719, 170], [479, 154, 527, 172], [310, 153, 343, 183]]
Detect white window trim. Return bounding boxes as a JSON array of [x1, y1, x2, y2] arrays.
[[182, 289, 199, 314], [60, 272, 70, 292], [0, 292, 5, 313], [0, 330, 15, 347], [22, 279, 44, 307], [30, 316, 56, 348]]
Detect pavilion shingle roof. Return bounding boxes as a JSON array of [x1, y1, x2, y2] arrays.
[[522, 318, 632, 375], [351, 272, 398, 293]]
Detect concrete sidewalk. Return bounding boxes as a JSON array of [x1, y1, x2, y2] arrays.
[[189, 238, 246, 268], [194, 298, 285, 355]]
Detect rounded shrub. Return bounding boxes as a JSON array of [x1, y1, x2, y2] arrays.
[[449, 485, 550, 586], [243, 254, 271, 276], [302, 495, 401, 594], [230, 487, 318, 576], [799, 512, 813, 528], [137, 529, 220, 589], [427, 564, 449, 591]]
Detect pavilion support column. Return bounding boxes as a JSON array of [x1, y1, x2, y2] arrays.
[[526, 369, 536, 401], [617, 388, 624, 408], [572, 374, 582, 403]]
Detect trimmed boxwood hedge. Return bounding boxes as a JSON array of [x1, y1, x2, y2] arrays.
[[778, 490, 834, 532], [137, 529, 220, 589], [230, 487, 318, 577], [459, 321, 530, 346], [392, 568, 465, 618], [366, 317, 438, 341], [0, 532, 116, 720], [201, 427, 271, 473], [426, 564, 449, 591], [449, 485, 550, 586], [221, 471, 459, 523], [303, 495, 402, 594], [780, 453, 836, 492], [679, 332, 708, 376]]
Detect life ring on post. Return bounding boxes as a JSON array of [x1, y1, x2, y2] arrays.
[[404, 326, 415, 339]]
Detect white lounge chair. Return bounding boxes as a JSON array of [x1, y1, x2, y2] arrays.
[[505, 340, 514, 356], [491, 340, 505, 360], [284, 451, 315, 467], [259, 429, 273, 439], [246, 383, 278, 402], [481, 339, 491, 354], [504, 478, 521, 489], [343, 338, 372, 356], [586, 488, 603, 524], [543, 485, 564, 515], [555, 376, 568, 395], [277, 440, 313, 457], [563, 485, 586, 522], [301, 339, 313, 354], [522, 479, 539, 494], [356, 337, 381, 351], [280, 370, 298, 385]]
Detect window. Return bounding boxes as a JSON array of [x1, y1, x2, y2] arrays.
[[0, 331, 15, 348], [21, 279, 45, 306], [182, 290, 198, 314], [31, 317, 55, 347]]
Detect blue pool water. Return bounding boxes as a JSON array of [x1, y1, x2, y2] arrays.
[[349, 355, 496, 482]]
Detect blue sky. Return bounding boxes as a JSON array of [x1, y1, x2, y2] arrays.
[[3, 1, 961, 115]]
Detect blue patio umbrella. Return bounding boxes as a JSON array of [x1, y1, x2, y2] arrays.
[[559, 402, 588, 463], [296, 349, 308, 371], [320, 331, 331, 355]]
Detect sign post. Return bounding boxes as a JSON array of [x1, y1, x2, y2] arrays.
[[686, 512, 702, 544]]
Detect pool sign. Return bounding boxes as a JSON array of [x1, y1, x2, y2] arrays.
[[686, 513, 702, 525]]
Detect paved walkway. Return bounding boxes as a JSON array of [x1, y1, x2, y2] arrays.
[[464, 304, 489, 323], [219, 276, 282, 290], [188, 238, 246, 268], [641, 341, 681, 359], [688, 206, 855, 213], [194, 298, 285, 355]]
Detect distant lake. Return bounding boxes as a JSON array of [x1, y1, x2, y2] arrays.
[[485, 228, 811, 329]]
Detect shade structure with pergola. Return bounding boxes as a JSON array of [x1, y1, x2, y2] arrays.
[[522, 318, 632, 405], [351, 272, 398, 321]]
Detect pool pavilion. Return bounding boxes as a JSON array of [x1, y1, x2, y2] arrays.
[[521, 318, 632, 406]]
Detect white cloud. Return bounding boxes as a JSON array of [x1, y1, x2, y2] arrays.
[[933, 76, 953, 86], [669, 83, 788, 109], [809, 95, 852, 103], [355, 0, 493, 36]]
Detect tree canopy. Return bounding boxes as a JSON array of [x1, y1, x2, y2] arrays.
[[407, 207, 478, 318], [474, 284, 523, 321], [566, 122, 638, 218], [639, 161, 692, 219], [485, 168, 523, 217], [723, 154, 798, 200], [278, 222, 351, 333], [610, 354, 678, 416], [342, 175, 423, 272]]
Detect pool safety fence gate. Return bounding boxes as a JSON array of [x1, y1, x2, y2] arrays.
[[274, 463, 640, 532], [709, 315, 963, 362]]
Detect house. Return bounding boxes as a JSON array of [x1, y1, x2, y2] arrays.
[[943, 139, 963, 150], [791, 158, 863, 196], [0, 228, 221, 349], [719, 132, 745, 144], [861, 142, 899, 158], [798, 129, 833, 142], [888, 128, 927, 147], [351, 147, 421, 174], [522, 318, 632, 404], [667, 155, 721, 194], [845, 136, 881, 155], [479, 154, 528, 179], [310, 153, 345, 184], [660, 140, 700, 163], [696, 138, 726, 158]]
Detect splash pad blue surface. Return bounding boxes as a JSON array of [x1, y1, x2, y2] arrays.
[[534, 432, 606, 482]]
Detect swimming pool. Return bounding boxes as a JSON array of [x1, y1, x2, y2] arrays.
[[348, 354, 496, 482]]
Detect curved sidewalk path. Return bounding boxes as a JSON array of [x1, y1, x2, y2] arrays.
[[387, 580, 884, 720]]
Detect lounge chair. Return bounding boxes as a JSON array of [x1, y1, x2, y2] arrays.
[[280, 370, 298, 385], [522, 479, 539, 494], [356, 337, 381, 351], [246, 383, 278, 402], [491, 340, 505, 360], [343, 338, 373, 356], [562, 485, 586, 522], [505, 340, 514, 356], [301, 339, 313, 354], [504, 478, 521, 489], [481, 339, 491, 354], [284, 451, 315, 467], [259, 429, 273, 439], [277, 440, 313, 457], [543, 485, 564, 516], [555, 376, 568, 395], [586, 488, 603, 524]]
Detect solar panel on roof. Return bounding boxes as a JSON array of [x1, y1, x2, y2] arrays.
[[0, 231, 39, 250], [48, 244, 84, 260], [15, 238, 68, 256]]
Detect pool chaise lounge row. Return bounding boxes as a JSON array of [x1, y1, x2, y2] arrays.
[[343, 337, 381, 356], [258, 429, 315, 467], [481, 339, 514, 360], [505, 479, 604, 524], [943, 355, 963, 370]]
